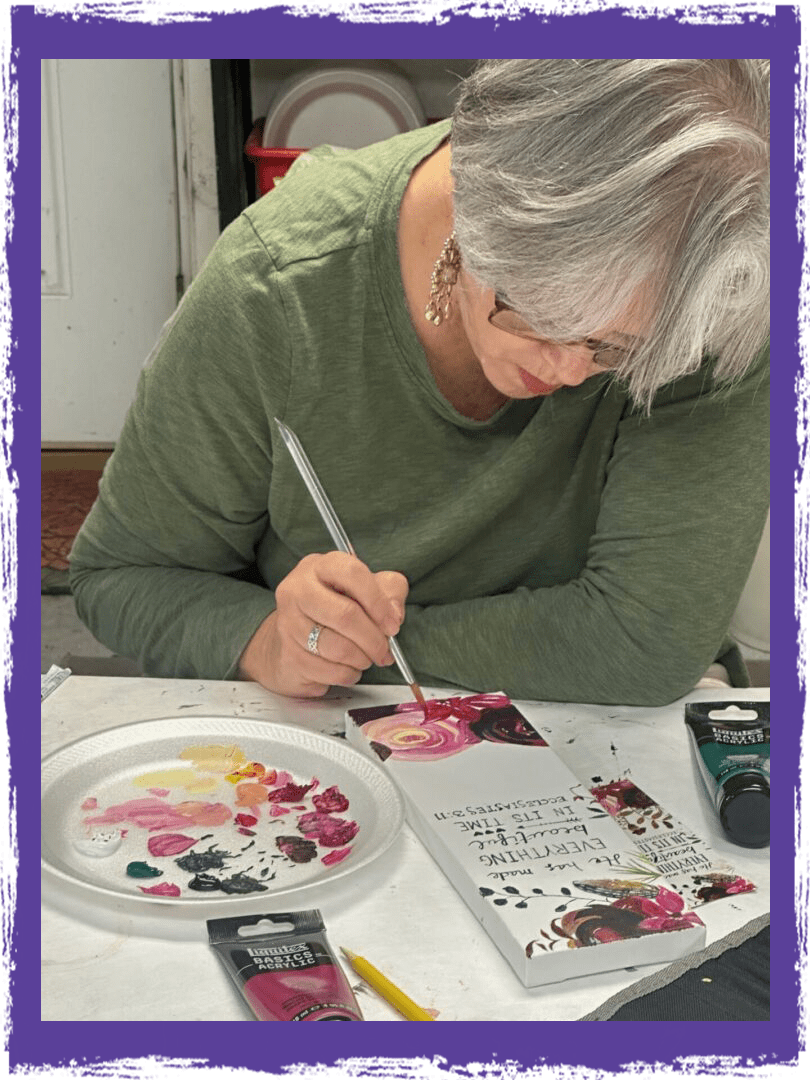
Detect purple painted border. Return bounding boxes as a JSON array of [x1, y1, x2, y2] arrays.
[[11, 3, 799, 1071]]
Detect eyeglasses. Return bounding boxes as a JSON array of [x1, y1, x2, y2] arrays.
[[487, 295, 633, 370]]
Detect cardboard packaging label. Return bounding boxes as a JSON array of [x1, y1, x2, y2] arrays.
[[346, 693, 706, 988]]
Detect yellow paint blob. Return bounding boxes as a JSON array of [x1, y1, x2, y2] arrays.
[[225, 761, 266, 783], [132, 768, 218, 795], [178, 744, 247, 774]]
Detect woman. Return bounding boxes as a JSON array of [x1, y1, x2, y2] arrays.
[[70, 59, 770, 706]]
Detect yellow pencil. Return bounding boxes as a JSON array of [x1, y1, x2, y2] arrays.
[[340, 947, 436, 1021]]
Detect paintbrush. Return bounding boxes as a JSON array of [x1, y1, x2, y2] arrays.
[[274, 417, 426, 708]]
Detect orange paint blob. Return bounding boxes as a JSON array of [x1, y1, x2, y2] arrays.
[[235, 783, 269, 808], [173, 800, 233, 826]]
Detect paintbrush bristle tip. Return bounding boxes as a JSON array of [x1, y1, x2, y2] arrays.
[[410, 683, 426, 707]]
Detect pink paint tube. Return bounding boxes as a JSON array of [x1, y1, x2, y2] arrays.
[[207, 910, 363, 1021]]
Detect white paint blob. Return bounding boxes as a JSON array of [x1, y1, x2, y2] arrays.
[[72, 831, 123, 858]]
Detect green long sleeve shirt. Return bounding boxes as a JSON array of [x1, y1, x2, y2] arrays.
[[69, 121, 770, 705]]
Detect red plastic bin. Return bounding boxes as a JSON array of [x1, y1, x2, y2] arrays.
[[244, 120, 306, 197]]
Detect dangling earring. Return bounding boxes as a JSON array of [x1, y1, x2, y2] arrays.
[[425, 232, 461, 326]]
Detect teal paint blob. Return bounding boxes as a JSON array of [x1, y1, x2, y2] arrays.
[[126, 861, 163, 879]]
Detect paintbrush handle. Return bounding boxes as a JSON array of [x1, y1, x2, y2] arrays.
[[274, 419, 356, 556], [274, 418, 421, 697]]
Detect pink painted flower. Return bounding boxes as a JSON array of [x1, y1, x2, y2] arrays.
[[395, 692, 511, 724], [615, 887, 704, 933], [726, 877, 756, 895], [551, 886, 703, 948], [146, 833, 199, 857], [360, 713, 480, 761], [590, 779, 656, 815]]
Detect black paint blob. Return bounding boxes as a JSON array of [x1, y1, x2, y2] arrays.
[[218, 872, 268, 895], [175, 847, 232, 873], [187, 873, 222, 892]]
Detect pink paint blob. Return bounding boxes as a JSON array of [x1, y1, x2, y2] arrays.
[[148, 788, 171, 797], [81, 797, 98, 811], [147, 833, 199, 857], [84, 797, 197, 831], [138, 882, 182, 897], [268, 780, 315, 803], [269, 805, 290, 817], [265, 769, 292, 788], [84, 796, 231, 831], [173, 801, 232, 827], [321, 846, 352, 867], [312, 785, 349, 814], [235, 814, 258, 827], [297, 812, 359, 848]]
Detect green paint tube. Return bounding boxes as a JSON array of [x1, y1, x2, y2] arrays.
[[684, 701, 770, 848]]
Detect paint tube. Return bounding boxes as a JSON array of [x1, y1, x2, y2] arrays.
[[684, 701, 770, 848], [207, 909, 363, 1021]]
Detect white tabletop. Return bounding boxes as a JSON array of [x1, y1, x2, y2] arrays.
[[41, 677, 770, 1022]]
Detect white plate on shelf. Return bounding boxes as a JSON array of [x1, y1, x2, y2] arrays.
[[41, 715, 404, 909], [262, 67, 426, 149]]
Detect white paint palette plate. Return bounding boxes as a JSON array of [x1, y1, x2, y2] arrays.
[[41, 716, 404, 908]]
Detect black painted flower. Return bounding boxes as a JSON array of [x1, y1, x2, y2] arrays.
[[469, 705, 548, 746]]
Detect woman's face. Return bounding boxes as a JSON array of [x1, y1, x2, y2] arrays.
[[455, 270, 648, 400]]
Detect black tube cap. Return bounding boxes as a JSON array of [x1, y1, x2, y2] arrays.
[[720, 772, 770, 848]]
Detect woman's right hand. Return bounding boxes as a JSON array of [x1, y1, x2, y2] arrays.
[[238, 551, 409, 698]]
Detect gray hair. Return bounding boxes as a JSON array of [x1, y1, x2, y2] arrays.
[[450, 59, 770, 409]]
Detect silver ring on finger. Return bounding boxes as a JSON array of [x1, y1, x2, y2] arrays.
[[306, 623, 324, 656]]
